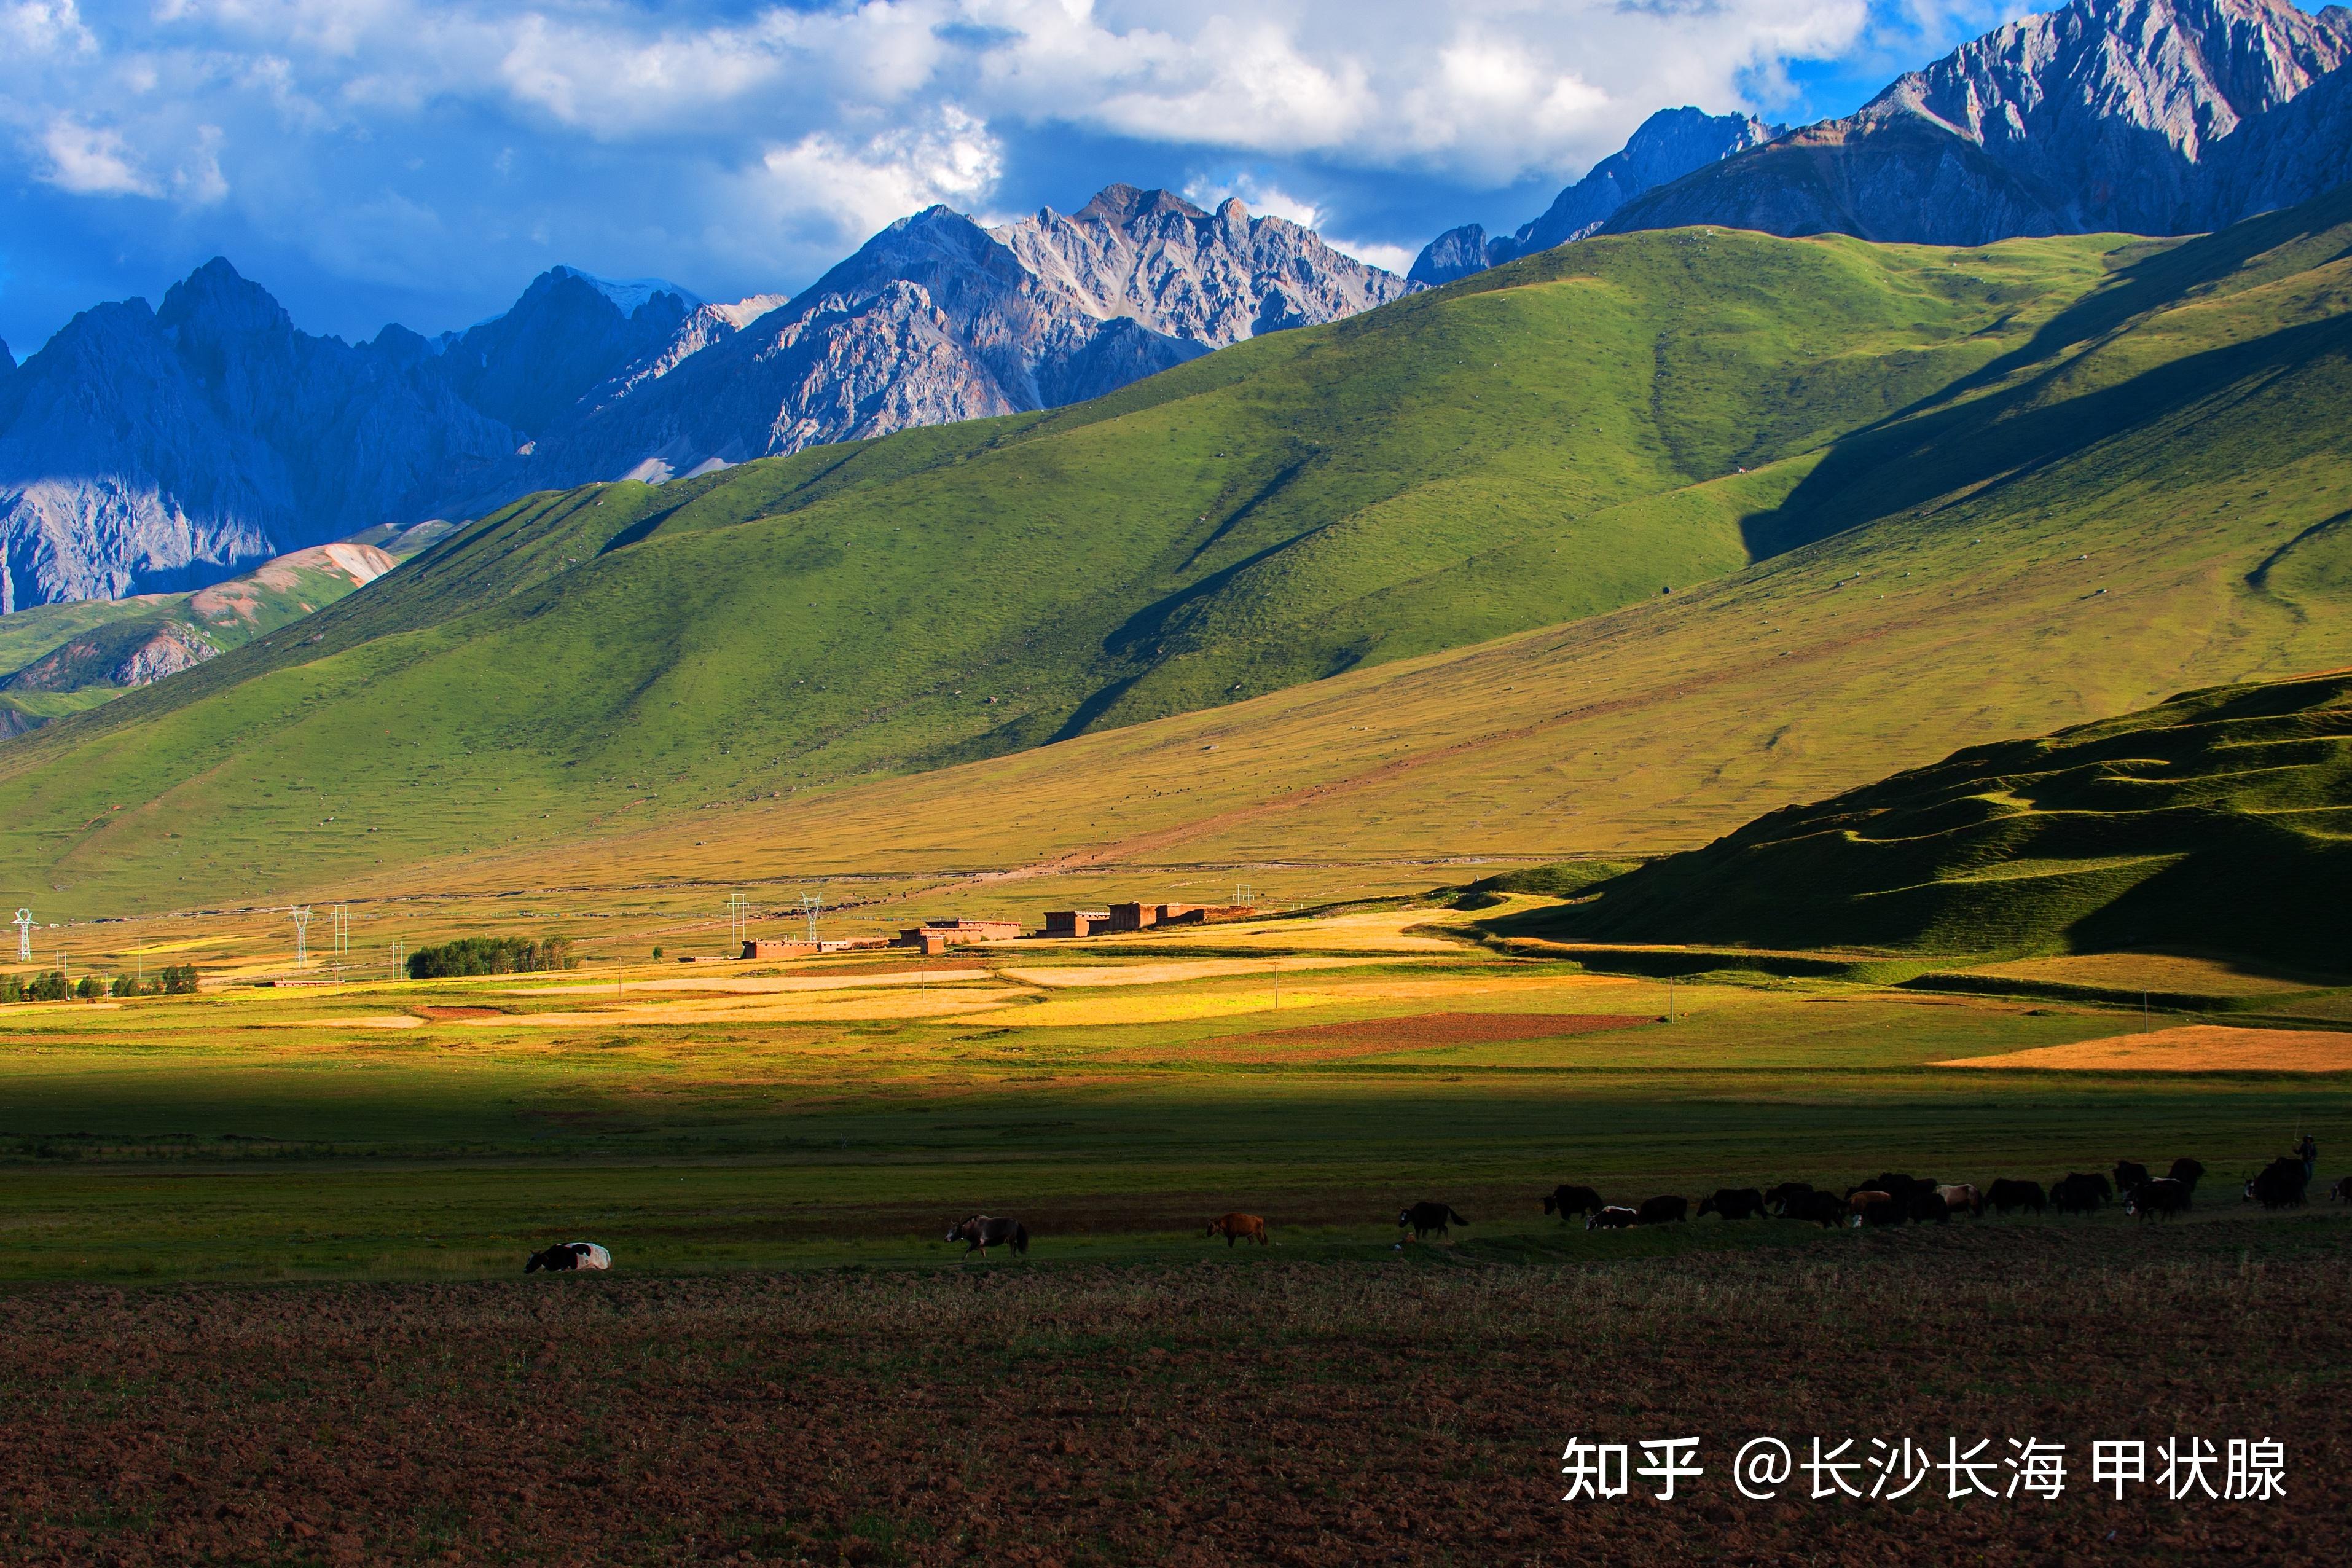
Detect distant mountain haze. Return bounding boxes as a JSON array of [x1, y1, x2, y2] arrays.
[[0, 188, 1408, 610]]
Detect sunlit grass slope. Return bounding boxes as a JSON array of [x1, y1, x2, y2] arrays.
[[254, 186, 2352, 925], [1507, 670, 2352, 967], [0, 225, 2119, 914]]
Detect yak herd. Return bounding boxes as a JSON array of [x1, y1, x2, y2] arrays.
[[528, 1145, 2338, 1274], [1503, 1145, 2335, 1235]]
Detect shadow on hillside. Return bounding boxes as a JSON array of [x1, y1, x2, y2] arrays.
[[1739, 307, 2352, 560]]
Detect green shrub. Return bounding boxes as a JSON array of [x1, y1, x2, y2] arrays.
[[73, 976, 100, 1000], [110, 975, 137, 998], [407, 935, 575, 980], [160, 963, 200, 994], [28, 971, 68, 1002], [0, 974, 20, 1003]]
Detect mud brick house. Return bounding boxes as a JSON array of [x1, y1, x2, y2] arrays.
[[891, 918, 1024, 955], [1043, 909, 1113, 938]]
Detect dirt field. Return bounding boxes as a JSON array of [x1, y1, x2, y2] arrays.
[[2, 1219, 2343, 1566], [1942, 1024, 2352, 1072]]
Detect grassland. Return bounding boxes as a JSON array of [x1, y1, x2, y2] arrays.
[[3, 906, 2346, 1284]]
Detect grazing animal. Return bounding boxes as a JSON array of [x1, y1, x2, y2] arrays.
[[1846, 1190, 1895, 1221], [524, 1242, 611, 1274], [2168, 1157, 2206, 1192], [2114, 1160, 2152, 1196], [2333, 1175, 2352, 1204], [1854, 1172, 1932, 1206], [1543, 1184, 1605, 1220], [1985, 1178, 2046, 1215], [1586, 1206, 1637, 1230], [1635, 1195, 1689, 1225], [1205, 1212, 1269, 1247], [1935, 1183, 1982, 1217], [2052, 1174, 2109, 1215], [1696, 1187, 1767, 1221], [1907, 1191, 1951, 1225], [1398, 1201, 1469, 1240], [2243, 1158, 2308, 1210], [947, 1215, 1030, 1259], [1848, 1193, 1905, 1228], [2126, 1178, 2191, 1221], [1792, 1191, 1848, 1228], [1764, 1182, 1816, 1216]]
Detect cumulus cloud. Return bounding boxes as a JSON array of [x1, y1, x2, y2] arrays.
[[40, 117, 157, 195], [747, 104, 1006, 248]]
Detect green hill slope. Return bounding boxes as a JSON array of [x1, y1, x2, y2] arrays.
[[0, 224, 2122, 913], [1509, 670, 2352, 968]]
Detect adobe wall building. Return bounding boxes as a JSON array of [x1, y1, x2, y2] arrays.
[[1043, 909, 1113, 938]]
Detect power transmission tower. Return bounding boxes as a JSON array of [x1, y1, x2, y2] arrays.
[[727, 892, 749, 954], [332, 904, 350, 974], [390, 938, 406, 980], [291, 906, 312, 971], [11, 907, 29, 964], [800, 891, 822, 944]]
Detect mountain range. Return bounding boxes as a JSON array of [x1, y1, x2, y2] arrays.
[[1419, 0, 2352, 276], [0, 190, 1404, 610], [5, 0, 2352, 624]]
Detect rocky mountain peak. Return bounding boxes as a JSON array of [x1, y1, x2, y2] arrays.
[[1075, 185, 1210, 225], [1603, 0, 2352, 243], [155, 257, 296, 343]]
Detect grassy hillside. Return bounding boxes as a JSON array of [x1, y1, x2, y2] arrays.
[[268, 184, 2352, 935], [1499, 670, 2352, 967], [0, 224, 2122, 914]]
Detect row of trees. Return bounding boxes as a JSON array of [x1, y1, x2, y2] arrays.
[[405, 936, 576, 979], [0, 965, 199, 1002]]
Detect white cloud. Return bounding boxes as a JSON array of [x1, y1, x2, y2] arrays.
[[1183, 173, 1322, 229], [40, 117, 158, 195], [1324, 237, 1418, 276], [747, 104, 1006, 248]]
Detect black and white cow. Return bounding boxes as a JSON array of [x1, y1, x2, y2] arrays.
[[524, 1242, 611, 1273]]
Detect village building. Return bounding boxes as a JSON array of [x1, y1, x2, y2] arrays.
[[1043, 909, 1113, 938]]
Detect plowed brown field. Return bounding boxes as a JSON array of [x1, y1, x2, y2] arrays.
[[2, 1220, 2343, 1566]]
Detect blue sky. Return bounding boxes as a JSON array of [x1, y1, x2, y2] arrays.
[[0, 1, 2039, 355]]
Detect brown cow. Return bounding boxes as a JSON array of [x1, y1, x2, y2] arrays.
[[1205, 1212, 1269, 1247], [1937, 1183, 1982, 1217]]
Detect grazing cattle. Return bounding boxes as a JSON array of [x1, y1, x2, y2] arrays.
[[1697, 1187, 1767, 1221], [1587, 1206, 1637, 1230], [1635, 1195, 1689, 1225], [2126, 1178, 2191, 1221], [2243, 1158, 2309, 1210], [1847, 1193, 1905, 1228], [1205, 1212, 1269, 1247], [2052, 1174, 2108, 1215], [2168, 1157, 2206, 1193], [1398, 1201, 1469, 1239], [947, 1215, 1030, 1259], [1793, 1191, 1848, 1228], [1764, 1182, 1817, 1216], [524, 1242, 611, 1274], [1936, 1183, 1982, 1217], [1907, 1191, 1951, 1225], [1985, 1179, 2046, 1216], [2114, 1160, 2152, 1196], [1543, 1185, 1605, 1220]]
